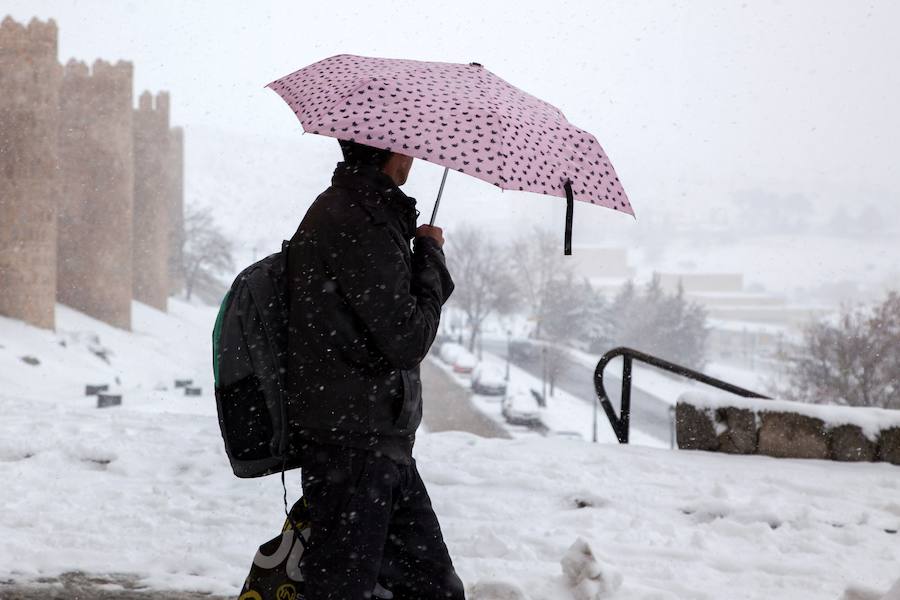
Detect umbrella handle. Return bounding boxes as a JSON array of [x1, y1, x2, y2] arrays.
[[564, 180, 574, 255], [429, 167, 450, 226]]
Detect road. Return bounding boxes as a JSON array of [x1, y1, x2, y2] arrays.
[[482, 340, 673, 444], [420, 357, 511, 439]]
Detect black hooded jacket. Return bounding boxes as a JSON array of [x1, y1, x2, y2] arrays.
[[285, 162, 454, 463]]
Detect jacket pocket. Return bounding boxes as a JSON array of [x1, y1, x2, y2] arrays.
[[395, 370, 417, 430]]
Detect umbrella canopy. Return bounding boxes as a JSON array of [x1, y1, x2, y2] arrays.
[[266, 54, 633, 249]]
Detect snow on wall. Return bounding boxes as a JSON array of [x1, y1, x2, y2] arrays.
[[681, 391, 900, 441]]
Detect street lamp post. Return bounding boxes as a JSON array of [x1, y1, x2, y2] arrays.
[[541, 344, 547, 404], [505, 329, 511, 381]]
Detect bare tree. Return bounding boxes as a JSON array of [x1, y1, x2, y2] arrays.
[[542, 343, 571, 398], [510, 227, 573, 338], [540, 272, 598, 396], [446, 225, 517, 351], [787, 292, 900, 408], [182, 205, 235, 301], [601, 276, 709, 369]]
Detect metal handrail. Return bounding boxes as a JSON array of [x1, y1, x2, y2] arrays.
[[593, 347, 770, 444]]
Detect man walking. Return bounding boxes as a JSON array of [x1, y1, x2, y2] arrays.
[[285, 139, 465, 599]]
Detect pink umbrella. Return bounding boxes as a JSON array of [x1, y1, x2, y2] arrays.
[[267, 54, 633, 254]]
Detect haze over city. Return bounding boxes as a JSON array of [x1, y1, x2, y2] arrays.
[[2, 2, 899, 598], [9, 1, 900, 291]]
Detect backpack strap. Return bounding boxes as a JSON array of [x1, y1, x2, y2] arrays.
[[244, 252, 290, 456], [276, 240, 303, 548]]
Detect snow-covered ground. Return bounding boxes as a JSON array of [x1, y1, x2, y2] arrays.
[[2, 303, 899, 599], [0, 299, 216, 409]]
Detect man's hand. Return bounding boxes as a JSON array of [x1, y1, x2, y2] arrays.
[[415, 225, 444, 248]]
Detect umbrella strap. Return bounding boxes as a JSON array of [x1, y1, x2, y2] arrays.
[[564, 180, 574, 255]]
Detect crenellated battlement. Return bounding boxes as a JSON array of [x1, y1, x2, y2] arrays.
[[155, 91, 170, 116], [137, 89, 153, 110], [136, 90, 170, 120], [63, 58, 133, 80], [0, 16, 58, 59], [63, 58, 134, 98], [63, 58, 89, 77], [135, 89, 170, 133], [91, 58, 133, 80]]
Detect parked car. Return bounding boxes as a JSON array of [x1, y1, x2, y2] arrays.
[[501, 387, 544, 429], [508, 338, 549, 362], [439, 342, 465, 365], [471, 363, 507, 396], [452, 349, 478, 375]]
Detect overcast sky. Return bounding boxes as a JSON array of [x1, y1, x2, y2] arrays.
[[7, 0, 900, 265]]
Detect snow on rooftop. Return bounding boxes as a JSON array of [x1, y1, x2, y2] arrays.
[[707, 317, 790, 335]]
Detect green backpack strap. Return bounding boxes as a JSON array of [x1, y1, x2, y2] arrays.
[[212, 290, 231, 388]]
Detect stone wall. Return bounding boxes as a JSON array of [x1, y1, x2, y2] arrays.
[[1, 15, 185, 328], [132, 91, 171, 311], [676, 392, 900, 465], [57, 59, 134, 330], [167, 126, 184, 296], [0, 17, 61, 330]]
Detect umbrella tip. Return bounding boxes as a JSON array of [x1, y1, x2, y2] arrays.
[[469, 62, 483, 67]]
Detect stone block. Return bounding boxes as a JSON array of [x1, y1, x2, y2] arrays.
[[877, 427, 900, 466], [97, 394, 122, 408], [675, 403, 718, 451], [716, 407, 758, 454], [829, 424, 877, 462], [758, 411, 828, 460]]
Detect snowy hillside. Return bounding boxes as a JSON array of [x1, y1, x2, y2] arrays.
[[0, 300, 216, 408], [1, 305, 899, 599]]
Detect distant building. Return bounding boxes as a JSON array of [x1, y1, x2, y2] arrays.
[[654, 271, 828, 369], [655, 271, 829, 327], [570, 247, 636, 294]]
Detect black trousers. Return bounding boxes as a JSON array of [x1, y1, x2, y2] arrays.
[[299, 443, 466, 600]]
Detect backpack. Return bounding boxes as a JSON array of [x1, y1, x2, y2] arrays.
[[212, 240, 299, 478], [239, 496, 395, 600]]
